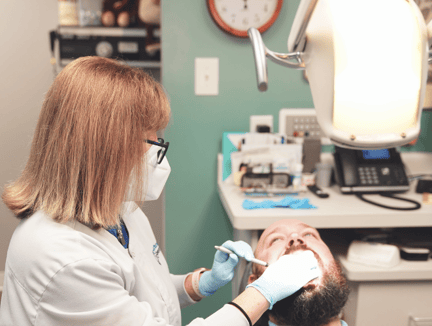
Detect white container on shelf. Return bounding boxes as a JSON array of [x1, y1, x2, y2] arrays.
[[58, 0, 79, 26], [347, 240, 400, 269]]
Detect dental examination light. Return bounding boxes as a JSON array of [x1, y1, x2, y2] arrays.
[[249, 0, 432, 150]]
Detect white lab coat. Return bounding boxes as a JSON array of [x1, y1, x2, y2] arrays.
[[0, 202, 248, 326]]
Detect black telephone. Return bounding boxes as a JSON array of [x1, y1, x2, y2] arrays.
[[333, 146, 410, 194]]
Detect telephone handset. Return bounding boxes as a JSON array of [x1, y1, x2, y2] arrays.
[[333, 146, 410, 194]]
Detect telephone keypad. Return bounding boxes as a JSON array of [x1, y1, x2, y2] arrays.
[[358, 167, 380, 185]]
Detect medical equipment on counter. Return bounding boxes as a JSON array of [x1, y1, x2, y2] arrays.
[[240, 164, 290, 187], [248, 0, 431, 150], [215, 246, 269, 267], [237, 163, 306, 195], [240, 133, 285, 150], [291, 163, 303, 191], [231, 143, 302, 176], [228, 133, 305, 195], [347, 240, 401, 269], [279, 108, 331, 173]]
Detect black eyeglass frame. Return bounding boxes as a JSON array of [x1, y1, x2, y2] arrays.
[[145, 138, 169, 164]]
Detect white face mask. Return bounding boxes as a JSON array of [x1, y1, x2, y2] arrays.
[[125, 145, 171, 201]]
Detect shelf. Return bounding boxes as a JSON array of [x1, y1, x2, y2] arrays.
[[59, 59, 161, 69], [55, 25, 161, 70], [338, 255, 432, 281], [57, 26, 161, 38]]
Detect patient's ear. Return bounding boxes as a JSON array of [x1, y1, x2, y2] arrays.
[[248, 274, 258, 284]]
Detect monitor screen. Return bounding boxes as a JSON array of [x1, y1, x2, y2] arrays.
[[362, 149, 390, 160]]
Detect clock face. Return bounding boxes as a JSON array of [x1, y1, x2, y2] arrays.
[[208, 0, 284, 38]]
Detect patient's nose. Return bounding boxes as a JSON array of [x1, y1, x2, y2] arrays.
[[287, 232, 304, 247]]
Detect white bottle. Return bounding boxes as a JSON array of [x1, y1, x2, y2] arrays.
[[292, 163, 303, 191]]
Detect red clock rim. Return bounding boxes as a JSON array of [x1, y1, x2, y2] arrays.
[[207, 0, 284, 38]]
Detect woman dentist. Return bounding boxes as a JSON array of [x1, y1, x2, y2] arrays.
[[0, 56, 319, 326]]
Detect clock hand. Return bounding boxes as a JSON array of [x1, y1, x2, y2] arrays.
[[243, 0, 248, 10]]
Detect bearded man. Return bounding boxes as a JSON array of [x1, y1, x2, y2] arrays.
[[247, 219, 350, 326]]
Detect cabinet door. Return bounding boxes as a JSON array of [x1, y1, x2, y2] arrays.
[[409, 316, 432, 326], [344, 281, 432, 326]]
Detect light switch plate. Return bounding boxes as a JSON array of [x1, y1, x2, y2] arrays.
[[195, 57, 219, 96]]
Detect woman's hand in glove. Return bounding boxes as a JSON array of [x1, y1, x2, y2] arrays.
[[199, 240, 254, 296], [246, 250, 319, 309]]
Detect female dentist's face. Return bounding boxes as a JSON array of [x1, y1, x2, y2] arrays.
[[124, 131, 169, 202]]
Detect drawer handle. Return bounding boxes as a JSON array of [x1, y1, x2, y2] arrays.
[[409, 316, 432, 326]]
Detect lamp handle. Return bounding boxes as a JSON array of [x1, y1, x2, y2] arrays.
[[248, 28, 268, 92]]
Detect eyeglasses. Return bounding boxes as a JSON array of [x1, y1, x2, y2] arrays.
[[145, 138, 169, 164]]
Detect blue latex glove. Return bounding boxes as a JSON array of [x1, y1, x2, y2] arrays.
[[243, 196, 317, 210], [199, 240, 254, 296], [247, 250, 319, 309]]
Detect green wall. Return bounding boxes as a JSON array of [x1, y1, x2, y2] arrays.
[[161, 2, 432, 324], [400, 110, 432, 153], [162, 0, 311, 323]]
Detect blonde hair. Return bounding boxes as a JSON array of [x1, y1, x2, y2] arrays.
[[2, 56, 170, 228]]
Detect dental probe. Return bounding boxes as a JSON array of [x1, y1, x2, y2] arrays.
[[214, 246, 269, 267]]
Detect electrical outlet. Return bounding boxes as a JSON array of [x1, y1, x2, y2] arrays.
[[195, 57, 219, 96], [250, 115, 273, 133]]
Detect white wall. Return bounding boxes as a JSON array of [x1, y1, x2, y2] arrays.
[[0, 1, 58, 271]]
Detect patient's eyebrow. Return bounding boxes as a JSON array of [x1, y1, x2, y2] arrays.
[[261, 227, 284, 246], [299, 222, 314, 230], [266, 226, 286, 237]]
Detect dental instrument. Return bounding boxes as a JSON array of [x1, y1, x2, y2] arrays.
[[214, 245, 269, 267]]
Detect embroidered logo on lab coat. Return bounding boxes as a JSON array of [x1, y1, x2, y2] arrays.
[[152, 243, 161, 265]]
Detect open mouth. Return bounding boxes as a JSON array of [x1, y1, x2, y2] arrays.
[[304, 272, 322, 288]]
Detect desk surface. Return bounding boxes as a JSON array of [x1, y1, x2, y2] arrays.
[[218, 152, 432, 230]]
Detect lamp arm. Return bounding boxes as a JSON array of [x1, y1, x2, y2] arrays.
[[248, 28, 268, 92], [248, 27, 305, 92], [288, 0, 319, 52], [266, 50, 305, 69]]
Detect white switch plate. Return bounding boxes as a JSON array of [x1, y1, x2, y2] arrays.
[[195, 57, 219, 96]]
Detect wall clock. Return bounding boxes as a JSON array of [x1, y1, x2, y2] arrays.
[[207, 0, 284, 38]]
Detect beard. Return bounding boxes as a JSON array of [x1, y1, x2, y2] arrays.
[[269, 260, 350, 326]]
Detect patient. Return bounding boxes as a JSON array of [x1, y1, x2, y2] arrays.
[[247, 219, 350, 326]]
